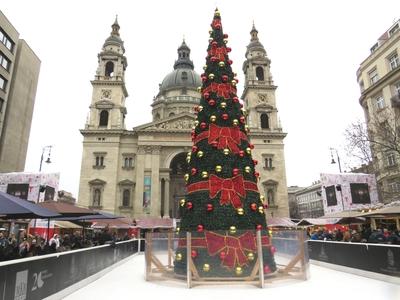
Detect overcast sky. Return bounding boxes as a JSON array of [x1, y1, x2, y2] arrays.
[[2, 0, 399, 198]]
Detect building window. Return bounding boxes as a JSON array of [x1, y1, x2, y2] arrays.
[[264, 158, 273, 169], [370, 43, 379, 53], [256, 66, 264, 81], [0, 52, 10, 71], [0, 98, 4, 112], [155, 113, 160, 120], [124, 157, 133, 168], [105, 61, 114, 77], [94, 153, 106, 169], [0, 29, 14, 52], [395, 82, 400, 96], [387, 153, 397, 167], [93, 189, 101, 207], [122, 189, 130, 207], [388, 53, 399, 71], [267, 189, 274, 206], [99, 110, 109, 126], [0, 75, 7, 91], [260, 113, 269, 129], [169, 112, 175, 117], [95, 156, 104, 166], [369, 68, 379, 85], [376, 95, 385, 110], [181, 71, 188, 81], [388, 181, 400, 193], [389, 23, 399, 36]]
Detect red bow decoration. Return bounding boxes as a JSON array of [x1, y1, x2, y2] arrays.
[[187, 175, 258, 208], [210, 175, 245, 208], [194, 124, 247, 154], [203, 82, 236, 99], [205, 231, 256, 268], [212, 18, 222, 29], [208, 47, 227, 61]]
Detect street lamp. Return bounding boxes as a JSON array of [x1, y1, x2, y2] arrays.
[[330, 147, 342, 173], [39, 145, 52, 172]]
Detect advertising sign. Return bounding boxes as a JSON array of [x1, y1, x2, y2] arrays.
[[320, 173, 379, 214]]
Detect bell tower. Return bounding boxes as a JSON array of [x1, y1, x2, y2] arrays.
[[242, 23, 289, 217], [86, 16, 128, 130]]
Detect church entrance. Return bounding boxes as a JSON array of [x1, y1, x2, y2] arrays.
[[169, 152, 188, 219]]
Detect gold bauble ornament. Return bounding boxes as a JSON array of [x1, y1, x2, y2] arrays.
[[191, 126, 196, 130], [245, 125, 249, 132], [210, 115, 217, 122], [201, 171, 209, 178], [223, 38, 228, 44], [237, 208, 244, 215], [203, 65, 208, 70], [268, 230, 273, 237], [197, 151, 204, 158], [198, 105, 203, 112], [214, 9, 220, 16], [208, 73, 215, 80], [209, 38, 213, 43], [231, 80, 237, 86], [241, 108, 247, 115], [209, 29, 213, 34], [203, 264, 210, 272], [176, 253, 182, 261], [229, 226, 237, 234], [246, 147, 252, 155], [186, 156, 191, 163], [176, 227, 180, 233], [194, 120, 199, 126], [247, 252, 255, 261], [180, 199, 186, 207], [218, 61, 225, 67], [197, 86, 202, 92], [220, 102, 227, 109], [258, 206, 264, 214], [260, 195, 265, 202], [184, 174, 189, 181], [235, 266, 243, 275], [233, 119, 239, 126], [244, 166, 251, 173], [215, 165, 222, 173], [223, 148, 230, 155]]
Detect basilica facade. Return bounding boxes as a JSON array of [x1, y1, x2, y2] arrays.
[[78, 19, 289, 219]]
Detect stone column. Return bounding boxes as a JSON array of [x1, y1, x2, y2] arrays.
[[134, 147, 146, 217], [151, 146, 161, 216], [164, 178, 170, 217]]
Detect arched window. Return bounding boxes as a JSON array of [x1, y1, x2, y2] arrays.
[[122, 189, 130, 207], [99, 110, 109, 127], [155, 113, 160, 120], [256, 66, 264, 81], [169, 112, 175, 117], [267, 189, 274, 206], [93, 189, 101, 206], [105, 61, 114, 77], [260, 113, 269, 129]]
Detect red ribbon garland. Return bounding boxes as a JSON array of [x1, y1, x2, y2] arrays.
[[177, 231, 272, 269], [194, 124, 247, 154], [208, 47, 227, 61], [187, 175, 258, 208], [203, 82, 236, 99]]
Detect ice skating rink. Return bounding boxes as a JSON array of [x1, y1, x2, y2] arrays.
[[62, 254, 400, 300]]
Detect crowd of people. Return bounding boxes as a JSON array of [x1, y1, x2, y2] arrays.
[[308, 225, 400, 244], [0, 228, 132, 262]]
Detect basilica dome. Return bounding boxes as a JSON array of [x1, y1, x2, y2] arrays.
[[160, 68, 201, 92], [158, 40, 201, 94]]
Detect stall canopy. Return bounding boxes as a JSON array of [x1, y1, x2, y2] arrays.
[[296, 218, 340, 226], [38, 201, 97, 217], [136, 217, 174, 229], [0, 191, 61, 219], [267, 217, 297, 227], [91, 217, 134, 229], [53, 220, 82, 229], [358, 206, 400, 217], [57, 211, 122, 221]]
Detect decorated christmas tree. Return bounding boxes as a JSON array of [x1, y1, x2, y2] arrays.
[[174, 9, 276, 278]]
